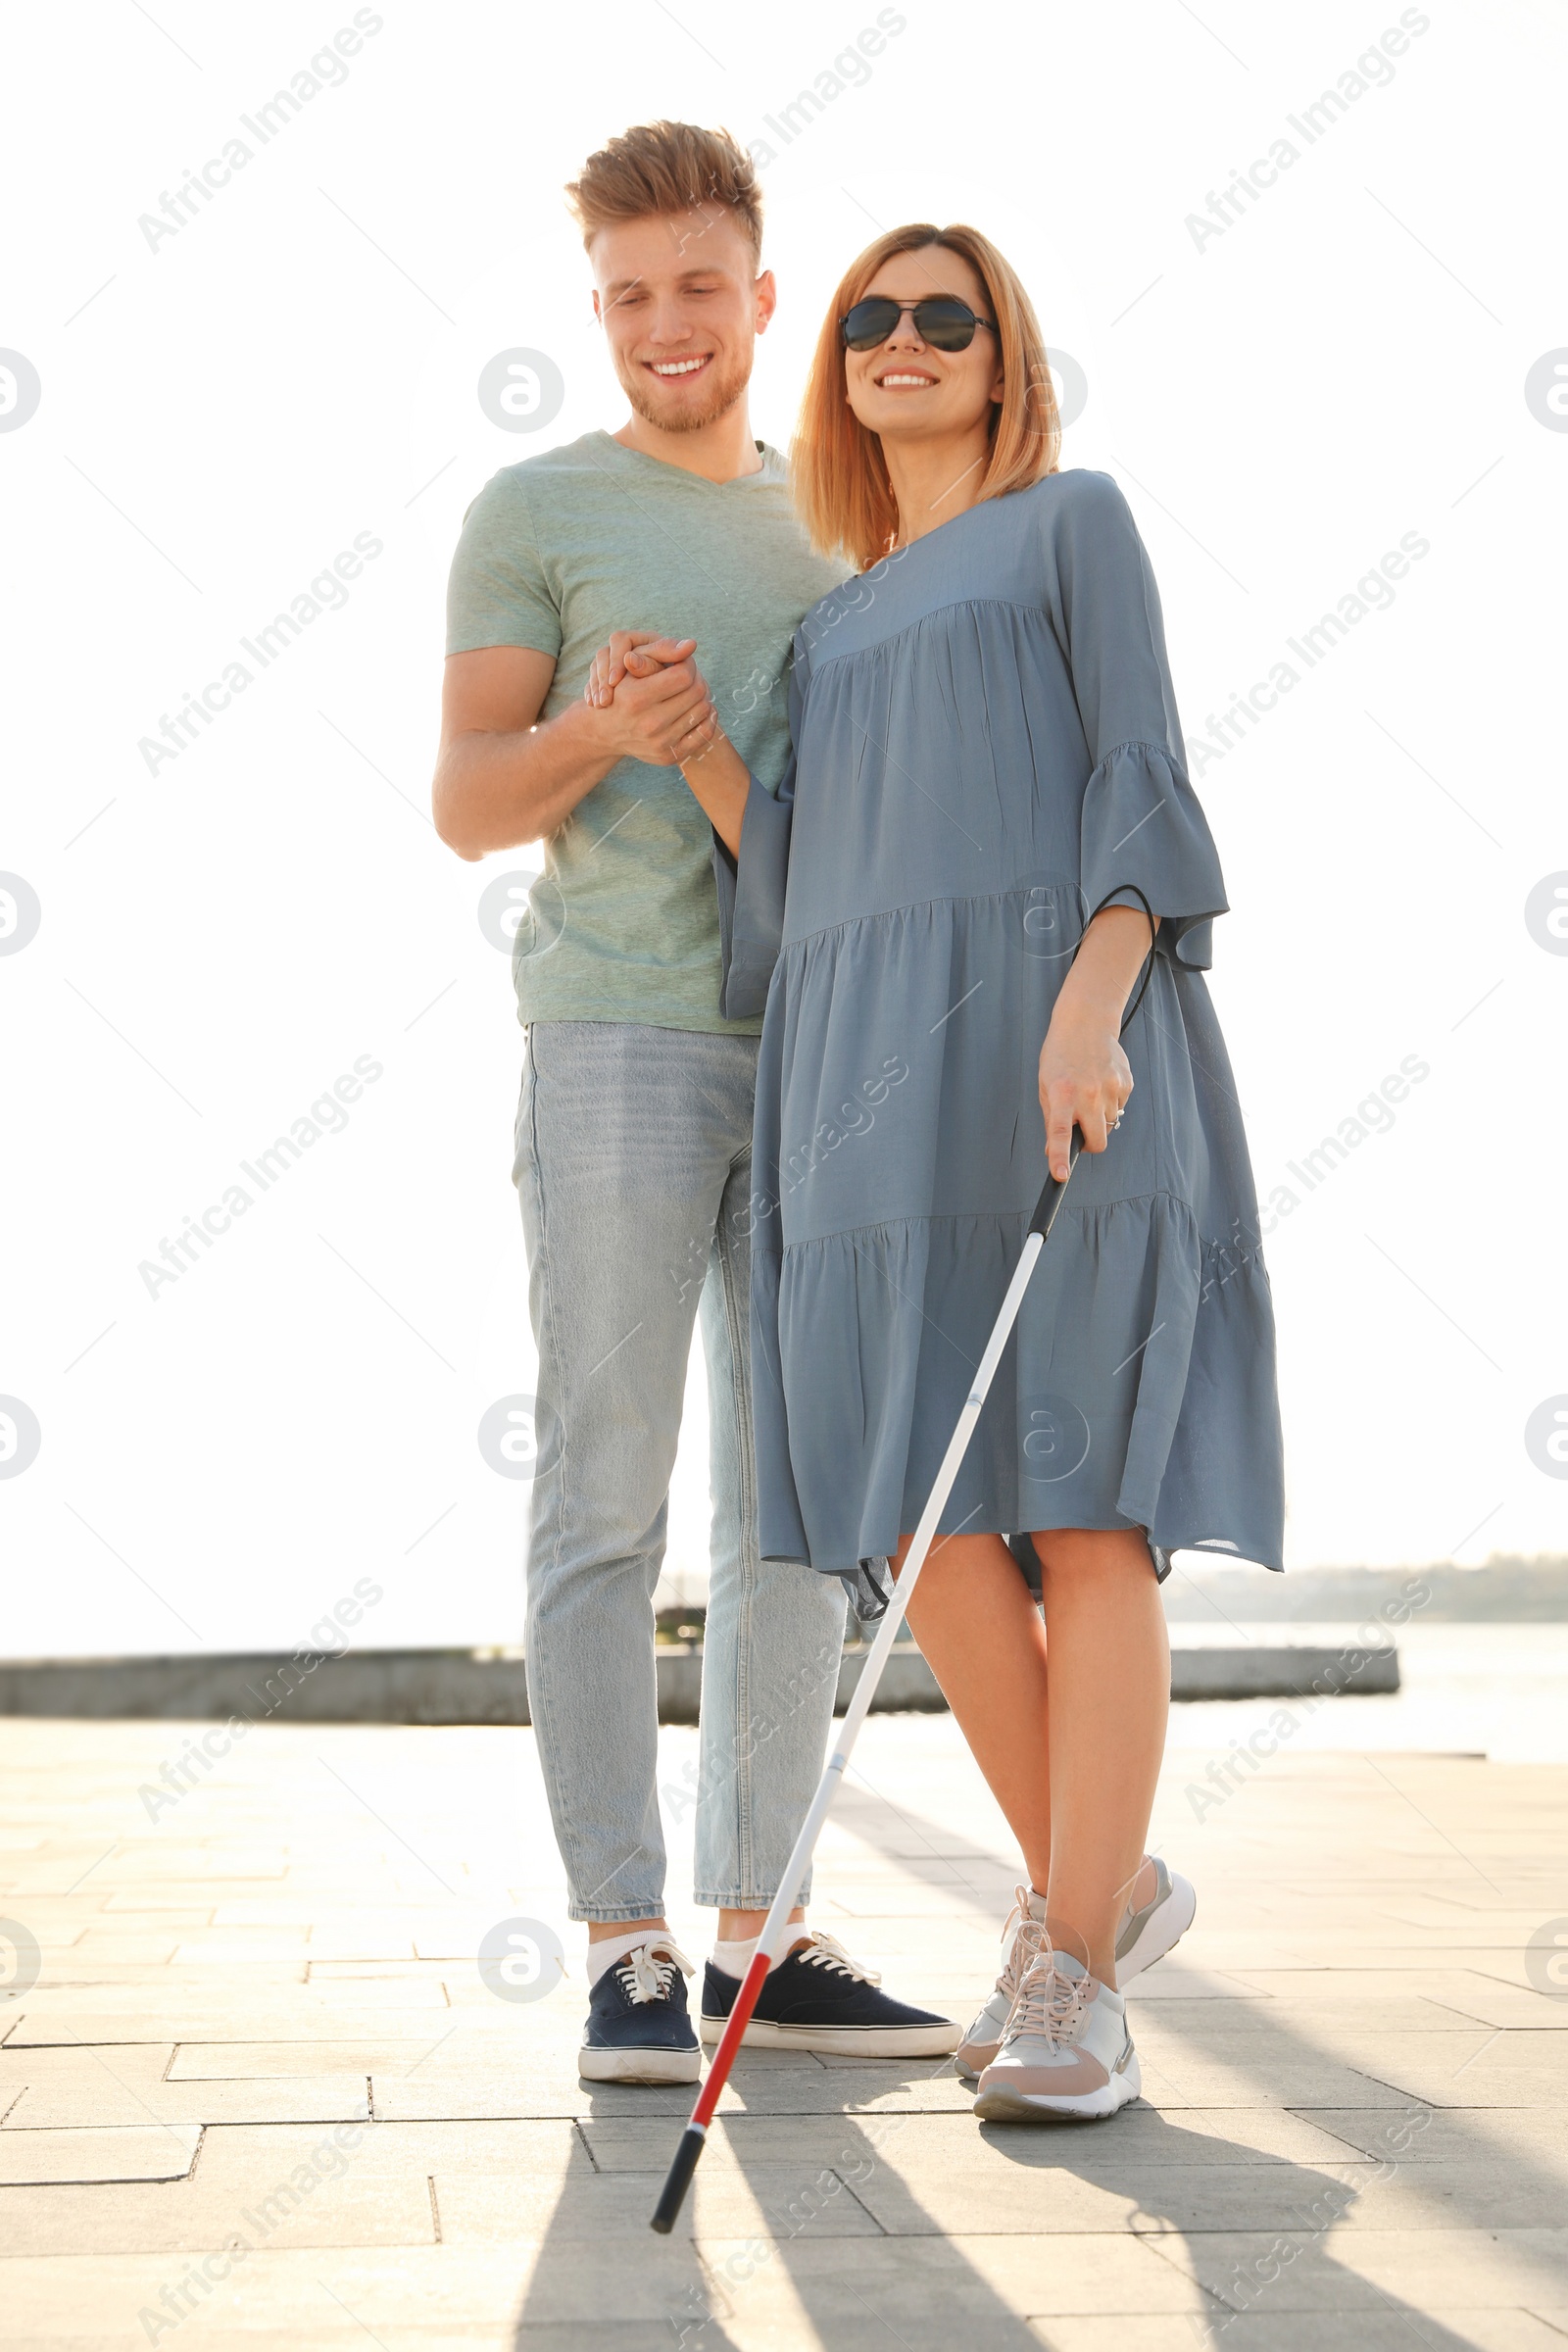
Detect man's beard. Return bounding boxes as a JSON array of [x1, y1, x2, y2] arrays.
[[619, 350, 751, 435]]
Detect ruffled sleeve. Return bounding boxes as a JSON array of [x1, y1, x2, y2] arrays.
[[711, 634, 808, 1019], [1051, 472, 1229, 970]]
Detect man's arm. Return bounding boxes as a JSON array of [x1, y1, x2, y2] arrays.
[[432, 642, 716, 860]]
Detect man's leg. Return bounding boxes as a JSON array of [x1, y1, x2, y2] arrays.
[[688, 1136, 956, 2057], [694, 1142, 847, 1926], [518, 1024, 956, 2061], [515, 1020, 733, 1935]]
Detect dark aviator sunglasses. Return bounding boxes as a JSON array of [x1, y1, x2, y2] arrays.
[[839, 295, 998, 353]]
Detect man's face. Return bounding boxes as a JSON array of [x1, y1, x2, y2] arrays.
[[591, 208, 774, 434]]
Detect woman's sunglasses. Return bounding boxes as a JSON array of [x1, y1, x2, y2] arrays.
[[839, 296, 998, 354]]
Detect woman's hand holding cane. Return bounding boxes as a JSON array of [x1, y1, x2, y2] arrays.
[[1037, 903, 1158, 1181]]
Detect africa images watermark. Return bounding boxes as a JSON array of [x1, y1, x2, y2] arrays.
[[1200, 2106, 1434, 2339], [737, 1054, 912, 1244], [136, 533, 383, 777], [713, 539, 914, 753], [669, 2085, 997, 2346], [136, 1054, 383, 1301], [136, 10, 385, 256], [1186, 530, 1431, 781], [743, 9, 908, 167], [0, 871, 42, 954], [0, 349, 42, 432], [660, 1628, 848, 1832], [136, 1580, 384, 1823], [136, 2125, 367, 2342], [1183, 1575, 1431, 1823], [1256, 1051, 1430, 1237], [670, 2147, 880, 2347], [1184, 9, 1433, 255]]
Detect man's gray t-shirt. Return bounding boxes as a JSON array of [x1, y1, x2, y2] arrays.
[[446, 430, 844, 1035]]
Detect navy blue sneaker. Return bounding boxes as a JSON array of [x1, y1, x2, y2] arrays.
[[580, 1937, 701, 2084], [701, 1931, 959, 2058]]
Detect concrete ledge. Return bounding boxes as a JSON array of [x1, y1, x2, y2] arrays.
[[0, 1650, 536, 1727], [1171, 1642, 1398, 1698], [828, 1642, 1399, 1714], [0, 1640, 1397, 1725]]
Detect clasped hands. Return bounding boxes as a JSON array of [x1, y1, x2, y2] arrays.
[[580, 626, 1142, 1179], [581, 629, 721, 770]]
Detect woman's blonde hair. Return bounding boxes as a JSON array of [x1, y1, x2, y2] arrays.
[[791, 222, 1059, 570]]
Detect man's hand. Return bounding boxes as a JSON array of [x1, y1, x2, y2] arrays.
[[583, 628, 751, 854], [579, 632, 717, 768], [585, 630, 690, 706], [434, 635, 706, 858]]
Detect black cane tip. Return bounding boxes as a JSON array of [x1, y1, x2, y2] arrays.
[[650, 2124, 707, 2233]]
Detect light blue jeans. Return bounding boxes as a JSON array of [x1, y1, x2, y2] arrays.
[[513, 1020, 847, 1923]]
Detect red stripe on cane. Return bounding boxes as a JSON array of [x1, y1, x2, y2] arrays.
[[691, 1947, 772, 2127]]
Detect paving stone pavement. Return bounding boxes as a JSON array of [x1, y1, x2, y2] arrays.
[[1, 1713, 1565, 2350]]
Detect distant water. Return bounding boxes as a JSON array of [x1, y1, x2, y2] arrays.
[[1163, 1555, 1568, 1623]]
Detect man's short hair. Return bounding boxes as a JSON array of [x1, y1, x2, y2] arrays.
[[565, 121, 763, 266]]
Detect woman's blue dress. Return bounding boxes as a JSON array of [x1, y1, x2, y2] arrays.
[[713, 470, 1284, 1608]]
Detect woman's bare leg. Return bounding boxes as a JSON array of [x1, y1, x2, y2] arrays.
[[891, 1530, 1053, 1889], [893, 1524, 1168, 1988], [893, 1524, 1165, 1984], [1029, 1527, 1170, 1986]]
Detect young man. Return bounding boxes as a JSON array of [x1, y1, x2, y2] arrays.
[[433, 122, 956, 2083]]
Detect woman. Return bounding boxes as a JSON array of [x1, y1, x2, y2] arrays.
[[592, 223, 1284, 2125]]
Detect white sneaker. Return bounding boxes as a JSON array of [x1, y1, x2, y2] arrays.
[[954, 1885, 1048, 2078], [957, 1858, 1194, 2078], [972, 1945, 1141, 2124], [1116, 1855, 1197, 1984]]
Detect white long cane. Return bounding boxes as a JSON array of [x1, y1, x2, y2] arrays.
[[651, 1135, 1088, 2230], [651, 885, 1155, 2232]]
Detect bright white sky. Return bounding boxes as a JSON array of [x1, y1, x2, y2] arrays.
[[2, 0, 1564, 1654]]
